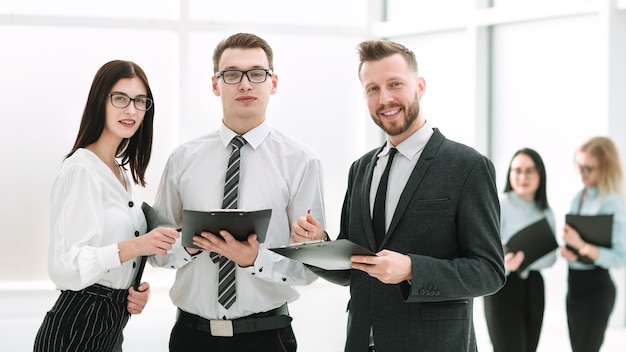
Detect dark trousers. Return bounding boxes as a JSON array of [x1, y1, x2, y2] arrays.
[[33, 284, 130, 352], [484, 271, 545, 352], [169, 321, 297, 352], [567, 268, 616, 352]]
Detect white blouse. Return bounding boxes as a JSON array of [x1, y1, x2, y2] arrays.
[[48, 148, 147, 291]]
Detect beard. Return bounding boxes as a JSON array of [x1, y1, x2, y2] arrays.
[[371, 92, 420, 137]]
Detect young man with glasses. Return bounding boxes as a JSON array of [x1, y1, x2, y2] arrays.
[[151, 33, 327, 352]]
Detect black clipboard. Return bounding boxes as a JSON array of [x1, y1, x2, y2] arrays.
[[565, 214, 613, 264], [182, 209, 272, 249], [134, 202, 160, 290], [504, 218, 558, 272], [269, 239, 375, 270]]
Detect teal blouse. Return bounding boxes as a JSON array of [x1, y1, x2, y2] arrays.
[[568, 186, 626, 270], [500, 192, 557, 278]]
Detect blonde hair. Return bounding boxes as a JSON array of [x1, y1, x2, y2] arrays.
[[577, 136, 624, 196]]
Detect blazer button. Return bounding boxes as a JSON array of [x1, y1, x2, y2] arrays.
[[419, 289, 426, 295], [128, 201, 134, 207]]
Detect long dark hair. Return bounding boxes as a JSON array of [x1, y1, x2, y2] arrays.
[[504, 148, 550, 210], [66, 60, 154, 186]]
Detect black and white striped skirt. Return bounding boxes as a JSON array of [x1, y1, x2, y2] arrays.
[[33, 284, 130, 352]]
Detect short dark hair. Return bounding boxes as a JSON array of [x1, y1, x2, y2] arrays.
[[67, 60, 154, 186], [504, 148, 550, 209], [356, 40, 418, 77], [212, 33, 274, 73]]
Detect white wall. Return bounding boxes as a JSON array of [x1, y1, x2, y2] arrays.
[[0, 0, 372, 283]]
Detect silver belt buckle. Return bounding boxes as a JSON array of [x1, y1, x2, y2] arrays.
[[210, 319, 234, 337]]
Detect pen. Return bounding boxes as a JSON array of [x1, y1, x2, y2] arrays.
[[305, 209, 311, 238]]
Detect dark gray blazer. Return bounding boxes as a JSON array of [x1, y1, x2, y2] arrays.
[[315, 128, 505, 352]]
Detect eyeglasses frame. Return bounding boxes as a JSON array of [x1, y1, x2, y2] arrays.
[[107, 93, 153, 111], [214, 69, 273, 84]]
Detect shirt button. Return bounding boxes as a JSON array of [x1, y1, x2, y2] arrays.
[[135, 231, 140, 237], [128, 201, 134, 207], [282, 277, 287, 282], [133, 262, 137, 268]]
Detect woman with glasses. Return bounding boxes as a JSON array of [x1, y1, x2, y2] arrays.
[[33, 60, 179, 352], [484, 148, 557, 352], [561, 136, 626, 352]]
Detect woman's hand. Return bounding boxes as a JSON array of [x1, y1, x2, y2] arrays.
[[118, 227, 180, 263], [127, 282, 150, 315]]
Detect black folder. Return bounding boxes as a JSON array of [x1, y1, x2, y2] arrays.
[[181, 209, 272, 249], [504, 218, 558, 272], [134, 202, 160, 290], [565, 214, 613, 264], [269, 239, 375, 270]]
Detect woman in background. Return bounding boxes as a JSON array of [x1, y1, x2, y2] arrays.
[[33, 60, 179, 352], [484, 148, 557, 352], [561, 136, 626, 352]]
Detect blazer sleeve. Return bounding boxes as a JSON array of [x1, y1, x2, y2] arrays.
[[400, 155, 505, 302]]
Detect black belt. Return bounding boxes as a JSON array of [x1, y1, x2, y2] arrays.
[[74, 284, 127, 304], [176, 304, 293, 337]]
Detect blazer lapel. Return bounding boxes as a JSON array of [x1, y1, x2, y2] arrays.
[[383, 129, 445, 245], [361, 145, 385, 251]]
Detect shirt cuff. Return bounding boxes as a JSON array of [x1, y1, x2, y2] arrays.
[[98, 243, 122, 270]]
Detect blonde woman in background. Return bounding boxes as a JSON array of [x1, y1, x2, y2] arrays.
[[561, 136, 626, 352]]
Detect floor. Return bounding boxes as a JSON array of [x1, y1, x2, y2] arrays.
[[2, 262, 625, 352]]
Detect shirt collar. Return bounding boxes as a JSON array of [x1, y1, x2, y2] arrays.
[[378, 120, 433, 161], [219, 120, 270, 150], [585, 186, 599, 199]]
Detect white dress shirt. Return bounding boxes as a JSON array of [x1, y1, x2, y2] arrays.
[[48, 148, 147, 291], [151, 120, 326, 320], [370, 120, 434, 231]]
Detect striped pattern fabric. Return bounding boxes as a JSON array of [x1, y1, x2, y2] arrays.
[[33, 285, 129, 352], [217, 135, 246, 309]]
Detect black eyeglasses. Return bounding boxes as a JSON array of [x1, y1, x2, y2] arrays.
[[215, 69, 272, 84], [108, 93, 153, 111]]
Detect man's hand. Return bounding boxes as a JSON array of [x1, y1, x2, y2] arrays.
[[291, 212, 327, 243], [193, 230, 259, 267], [351, 249, 412, 284]]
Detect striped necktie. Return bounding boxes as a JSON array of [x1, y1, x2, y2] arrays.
[[216, 135, 246, 309]]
